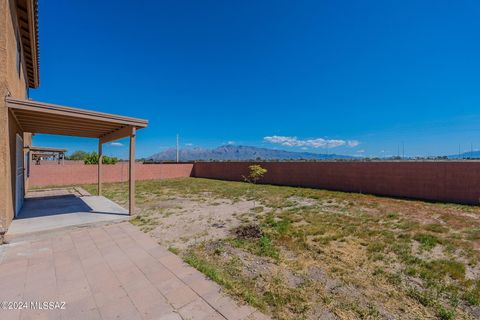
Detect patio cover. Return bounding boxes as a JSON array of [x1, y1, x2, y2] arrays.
[[29, 146, 67, 153], [6, 98, 147, 140], [6, 97, 148, 214]]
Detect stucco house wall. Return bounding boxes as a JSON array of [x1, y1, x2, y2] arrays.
[[0, 0, 31, 231]]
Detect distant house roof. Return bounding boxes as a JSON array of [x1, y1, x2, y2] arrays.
[[16, 0, 39, 88], [29, 146, 68, 153]]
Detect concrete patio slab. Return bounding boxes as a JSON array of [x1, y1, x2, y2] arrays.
[[5, 189, 129, 241], [0, 222, 270, 320]]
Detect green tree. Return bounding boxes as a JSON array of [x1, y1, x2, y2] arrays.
[[66, 150, 89, 160], [102, 155, 119, 164], [83, 152, 119, 165], [83, 152, 99, 164]]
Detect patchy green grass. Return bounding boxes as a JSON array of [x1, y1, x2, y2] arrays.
[[129, 214, 159, 232], [183, 251, 267, 310], [437, 306, 456, 320], [465, 227, 480, 240], [414, 233, 440, 251], [424, 223, 449, 233], [168, 246, 180, 255], [80, 178, 480, 319]]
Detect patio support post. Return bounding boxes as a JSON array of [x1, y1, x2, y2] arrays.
[[98, 140, 102, 196], [129, 126, 136, 215]]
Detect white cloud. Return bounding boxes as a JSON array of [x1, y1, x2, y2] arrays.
[[110, 142, 124, 147], [347, 140, 360, 147], [357, 150, 365, 153], [227, 141, 235, 145], [185, 143, 193, 146], [263, 136, 360, 149]]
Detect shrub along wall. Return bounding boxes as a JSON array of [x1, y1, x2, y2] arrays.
[[193, 161, 480, 205]]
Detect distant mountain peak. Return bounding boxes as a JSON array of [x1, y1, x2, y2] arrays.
[[148, 145, 354, 161]]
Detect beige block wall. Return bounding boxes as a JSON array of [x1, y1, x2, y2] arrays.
[[0, 0, 29, 231], [0, 0, 7, 232]]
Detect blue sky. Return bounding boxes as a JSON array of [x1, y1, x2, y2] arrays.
[[30, 0, 480, 158]]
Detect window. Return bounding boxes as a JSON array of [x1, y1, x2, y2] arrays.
[[25, 151, 30, 177], [16, 31, 21, 77]]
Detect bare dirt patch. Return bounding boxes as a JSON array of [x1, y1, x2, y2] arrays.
[[142, 197, 265, 250]]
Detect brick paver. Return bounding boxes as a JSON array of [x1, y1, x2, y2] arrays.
[[0, 222, 270, 320]]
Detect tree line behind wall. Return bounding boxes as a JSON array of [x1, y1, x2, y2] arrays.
[[66, 150, 119, 165]]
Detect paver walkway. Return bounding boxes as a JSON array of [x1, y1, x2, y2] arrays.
[[0, 222, 269, 320]]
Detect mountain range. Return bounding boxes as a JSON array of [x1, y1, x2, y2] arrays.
[[147, 145, 355, 161], [146, 145, 480, 161], [448, 151, 480, 159]]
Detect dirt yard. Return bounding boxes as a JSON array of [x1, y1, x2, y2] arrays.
[[83, 178, 480, 320]]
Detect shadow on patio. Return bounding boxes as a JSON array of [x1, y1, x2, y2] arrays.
[[6, 188, 129, 241]]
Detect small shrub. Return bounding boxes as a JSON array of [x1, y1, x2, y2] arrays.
[[372, 267, 385, 276], [184, 253, 231, 289], [243, 165, 268, 185], [266, 218, 291, 237], [243, 164, 267, 207], [213, 243, 225, 255], [423, 259, 465, 282], [437, 306, 455, 320], [130, 215, 158, 232], [407, 288, 435, 307], [405, 266, 417, 277], [168, 246, 180, 255], [259, 235, 279, 259], [386, 212, 399, 219], [251, 206, 264, 213], [242, 289, 259, 305], [465, 227, 480, 240], [387, 272, 402, 286], [414, 233, 439, 251], [424, 223, 448, 233], [367, 242, 386, 255], [464, 281, 480, 305], [130, 215, 147, 226]]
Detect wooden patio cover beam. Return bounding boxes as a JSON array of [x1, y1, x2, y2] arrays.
[[6, 97, 147, 139]]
